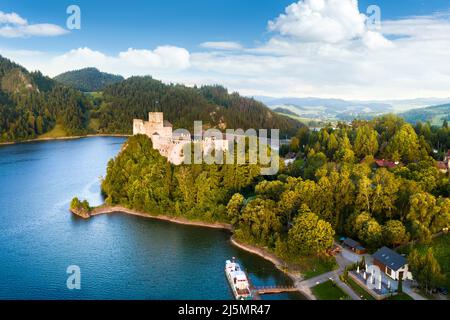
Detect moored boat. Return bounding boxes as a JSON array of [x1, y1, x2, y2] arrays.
[[225, 258, 253, 300]]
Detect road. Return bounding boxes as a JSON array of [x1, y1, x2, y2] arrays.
[[296, 249, 362, 300]]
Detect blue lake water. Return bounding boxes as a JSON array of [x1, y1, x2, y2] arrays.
[[0, 137, 304, 300]]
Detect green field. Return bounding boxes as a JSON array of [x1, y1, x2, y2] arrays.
[[311, 280, 351, 300], [274, 112, 334, 128], [300, 256, 339, 279], [38, 124, 68, 139]]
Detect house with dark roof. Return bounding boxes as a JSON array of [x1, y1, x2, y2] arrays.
[[372, 247, 412, 281], [342, 238, 366, 255]]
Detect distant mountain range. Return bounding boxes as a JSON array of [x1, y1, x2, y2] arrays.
[[399, 104, 450, 126], [255, 96, 450, 124], [54, 68, 124, 92]]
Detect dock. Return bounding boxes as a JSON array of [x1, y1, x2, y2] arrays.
[[248, 276, 298, 299], [254, 285, 298, 295]]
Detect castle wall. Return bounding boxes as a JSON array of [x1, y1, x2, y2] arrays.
[[133, 112, 231, 166]]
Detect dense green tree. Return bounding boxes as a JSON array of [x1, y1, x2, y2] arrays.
[[304, 150, 327, 180], [382, 220, 409, 247], [409, 249, 444, 293], [54, 67, 124, 92], [358, 217, 382, 249], [354, 124, 379, 158], [407, 192, 439, 243], [238, 198, 282, 247], [385, 124, 422, 163], [287, 205, 335, 256], [290, 136, 300, 153], [371, 168, 400, 219], [227, 193, 244, 225]]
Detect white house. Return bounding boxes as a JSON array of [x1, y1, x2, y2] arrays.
[[372, 247, 413, 281]]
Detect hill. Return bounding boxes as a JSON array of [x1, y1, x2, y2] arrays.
[[0, 55, 91, 142], [94, 79, 303, 136], [257, 96, 393, 121], [273, 107, 299, 117], [54, 68, 124, 92], [399, 104, 450, 126]]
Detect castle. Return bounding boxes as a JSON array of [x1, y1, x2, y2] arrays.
[[133, 112, 229, 165]]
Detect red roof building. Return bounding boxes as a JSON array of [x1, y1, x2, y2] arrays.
[[436, 161, 448, 171], [374, 159, 398, 169]]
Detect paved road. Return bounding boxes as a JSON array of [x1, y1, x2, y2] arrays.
[[403, 281, 427, 300], [296, 248, 362, 300]]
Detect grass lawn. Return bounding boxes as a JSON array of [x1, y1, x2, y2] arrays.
[[38, 124, 68, 139], [311, 280, 351, 300], [298, 256, 339, 279], [344, 276, 375, 300], [399, 233, 450, 289], [386, 293, 414, 300]]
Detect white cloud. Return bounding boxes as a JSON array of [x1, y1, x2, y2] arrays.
[[200, 41, 243, 51], [0, 11, 27, 25], [19, 46, 191, 77], [119, 46, 190, 69], [268, 0, 368, 44], [0, 10, 67, 38]]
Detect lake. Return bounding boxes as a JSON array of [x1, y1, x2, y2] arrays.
[[0, 137, 304, 300]]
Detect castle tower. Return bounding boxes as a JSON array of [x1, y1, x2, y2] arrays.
[[148, 112, 164, 124]]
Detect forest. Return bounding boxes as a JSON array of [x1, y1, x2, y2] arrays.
[[0, 56, 91, 141], [95, 77, 302, 136], [54, 67, 124, 92], [101, 114, 449, 273]]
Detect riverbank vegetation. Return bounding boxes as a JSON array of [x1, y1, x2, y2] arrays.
[[70, 197, 92, 218]]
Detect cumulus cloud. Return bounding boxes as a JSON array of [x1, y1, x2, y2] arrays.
[[268, 0, 390, 49], [119, 46, 190, 69], [200, 41, 243, 51], [0, 11, 27, 25], [0, 10, 68, 38], [24, 46, 191, 77]]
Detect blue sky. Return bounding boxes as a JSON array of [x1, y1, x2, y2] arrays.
[[1, 0, 450, 99], [1, 0, 449, 53]]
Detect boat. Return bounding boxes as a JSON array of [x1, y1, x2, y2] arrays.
[[225, 258, 253, 300]]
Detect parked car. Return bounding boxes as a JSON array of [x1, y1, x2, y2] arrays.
[[437, 287, 448, 295]]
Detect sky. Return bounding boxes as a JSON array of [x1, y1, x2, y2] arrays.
[[1, 0, 450, 100]]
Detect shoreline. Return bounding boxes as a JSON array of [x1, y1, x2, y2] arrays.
[[73, 205, 234, 230], [0, 133, 131, 146], [73, 204, 310, 299]]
